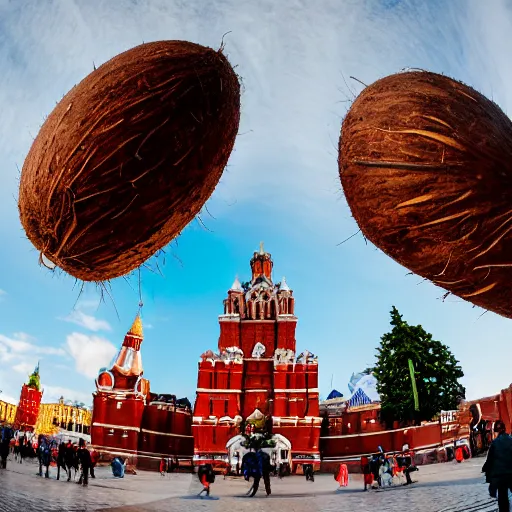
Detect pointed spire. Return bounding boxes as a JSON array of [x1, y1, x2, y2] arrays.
[[280, 277, 290, 291], [259, 241, 265, 255], [127, 313, 143, 339], [230, 276, 242, 292]]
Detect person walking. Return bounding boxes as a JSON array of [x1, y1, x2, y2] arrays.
[[197, 464, 215, 497], [64, 440, 76, 481], [303, 463, 315, 482], [246, 449, 271, 497], [0, 427, 13, 469], [89, 448, 99, 479], [159, 457, 167, 476], [482, 420, 512, 511], [335, 463, 349, 488], [77, 439, 91, 487], [56, 442, 67, 481]]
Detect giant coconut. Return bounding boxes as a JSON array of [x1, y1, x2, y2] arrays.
[[339, 70, 512, 318], [19, 40, 240, 282]]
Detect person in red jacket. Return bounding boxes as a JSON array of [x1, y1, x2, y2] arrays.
[[90, 448, 99, 478]]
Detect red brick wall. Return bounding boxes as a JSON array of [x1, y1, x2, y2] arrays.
[[243, 359, 273, 390], [240, 322, 276, 356], [194, 391, 241, 418], [243, 391, 270, 417], [219, 322, 240, 351], [274, 424, 321, 453], [14, 385, 42, 429], [320, 423, 442, 459], [277, 320, 297, 351], [193, 423, 239, 454]]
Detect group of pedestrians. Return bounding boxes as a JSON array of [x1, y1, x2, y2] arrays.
[[54, 438, 98, 486]]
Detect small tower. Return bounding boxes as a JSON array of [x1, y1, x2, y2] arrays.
[[224, 276, 244, 316], [277, 277, 295, 316], [96, 312, 148, 397], [250, 241, 273, 283], [14, 363, 43, 431]]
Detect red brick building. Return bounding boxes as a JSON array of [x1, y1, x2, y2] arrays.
[[91, 313, 194, 469], [193, 244, 322, 470], [14, 364, 43, 431]]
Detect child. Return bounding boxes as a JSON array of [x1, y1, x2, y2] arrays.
[[335, 463, 349, 488], [159, 457, 167, 476], [361, 456, 373, 491], [198, 464, 215, 497]]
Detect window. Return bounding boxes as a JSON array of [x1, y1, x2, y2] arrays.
[[117, 402, 122, 410]]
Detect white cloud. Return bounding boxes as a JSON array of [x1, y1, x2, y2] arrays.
[[0, 333, 65, 360], [62, 309, 112, 332], [12, 362, 37, 375], [42, 385, 92, 406], [65, 332, 117, 379], [0, 393, 18, 405]]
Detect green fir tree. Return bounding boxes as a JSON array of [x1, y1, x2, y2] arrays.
[[373, 306, 465, 427]]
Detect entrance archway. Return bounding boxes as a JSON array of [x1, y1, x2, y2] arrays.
[[225, 433, 292, 473]]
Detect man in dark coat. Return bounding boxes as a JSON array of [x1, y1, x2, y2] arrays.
[[248, 449, 271, 497], [482, 420, 512, 511], [77, 439, 92, 486], [64, 440, 76, 481], [0, 427, 13, 469], [56, 442, 67, 480]]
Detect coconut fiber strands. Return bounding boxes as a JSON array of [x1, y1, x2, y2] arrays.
[[339, 70, 512, 318], [19, 40, 240, 282]]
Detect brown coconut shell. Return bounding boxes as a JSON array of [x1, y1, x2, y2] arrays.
[[339, 70, 512, 318], [19, 40, 240, 282]]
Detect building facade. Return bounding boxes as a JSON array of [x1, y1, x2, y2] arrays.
[[35, 398, 92, 436], [91, 313, 194, 469], [0, 399, 17, 425], [13, 364, 43, 431], [193, 244, 322, 470]]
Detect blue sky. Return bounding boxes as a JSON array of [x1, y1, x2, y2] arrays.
[[0, 0, 511, 406]]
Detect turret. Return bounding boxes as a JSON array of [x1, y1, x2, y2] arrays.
[[112, 313, 144, 377], [224, 276, 244, 315], [250, 241, 273, 284], [96, 312, 149, 398]]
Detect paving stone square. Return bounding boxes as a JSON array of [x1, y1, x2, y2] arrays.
[[0, 457, 502, 511]]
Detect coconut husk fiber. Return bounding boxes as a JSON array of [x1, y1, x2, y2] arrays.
[[339, 70, 512, 318], [19, 40, 240, 282]]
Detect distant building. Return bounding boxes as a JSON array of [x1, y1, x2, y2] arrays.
[[193, 244, 322, 471], [0, 399, 17, 425], [91, 313, 193, 469], [14, 364, 43, 431], [35, 398, 92, 436]]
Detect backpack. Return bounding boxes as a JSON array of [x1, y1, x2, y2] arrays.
[[242, 452, 261, 480], [207, 467, 216, 483]]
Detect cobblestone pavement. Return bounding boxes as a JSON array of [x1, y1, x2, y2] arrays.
[[0, 456, 503, 512]]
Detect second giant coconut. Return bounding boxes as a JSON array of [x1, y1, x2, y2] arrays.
[[339, 70, 512, 318]]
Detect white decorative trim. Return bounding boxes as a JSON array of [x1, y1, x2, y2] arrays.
[[92, 444, 193, 461], [274, 388, 319, 393], [245, 389, 271, 393], [196, 388, 242, 393], [92, 422, 140, 432], [240, 320, 276, 324], [95, 370, 115, 391], [140, 428, 193, 438], [319, 422, 439, 440], [218, 315, 241, 322]]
